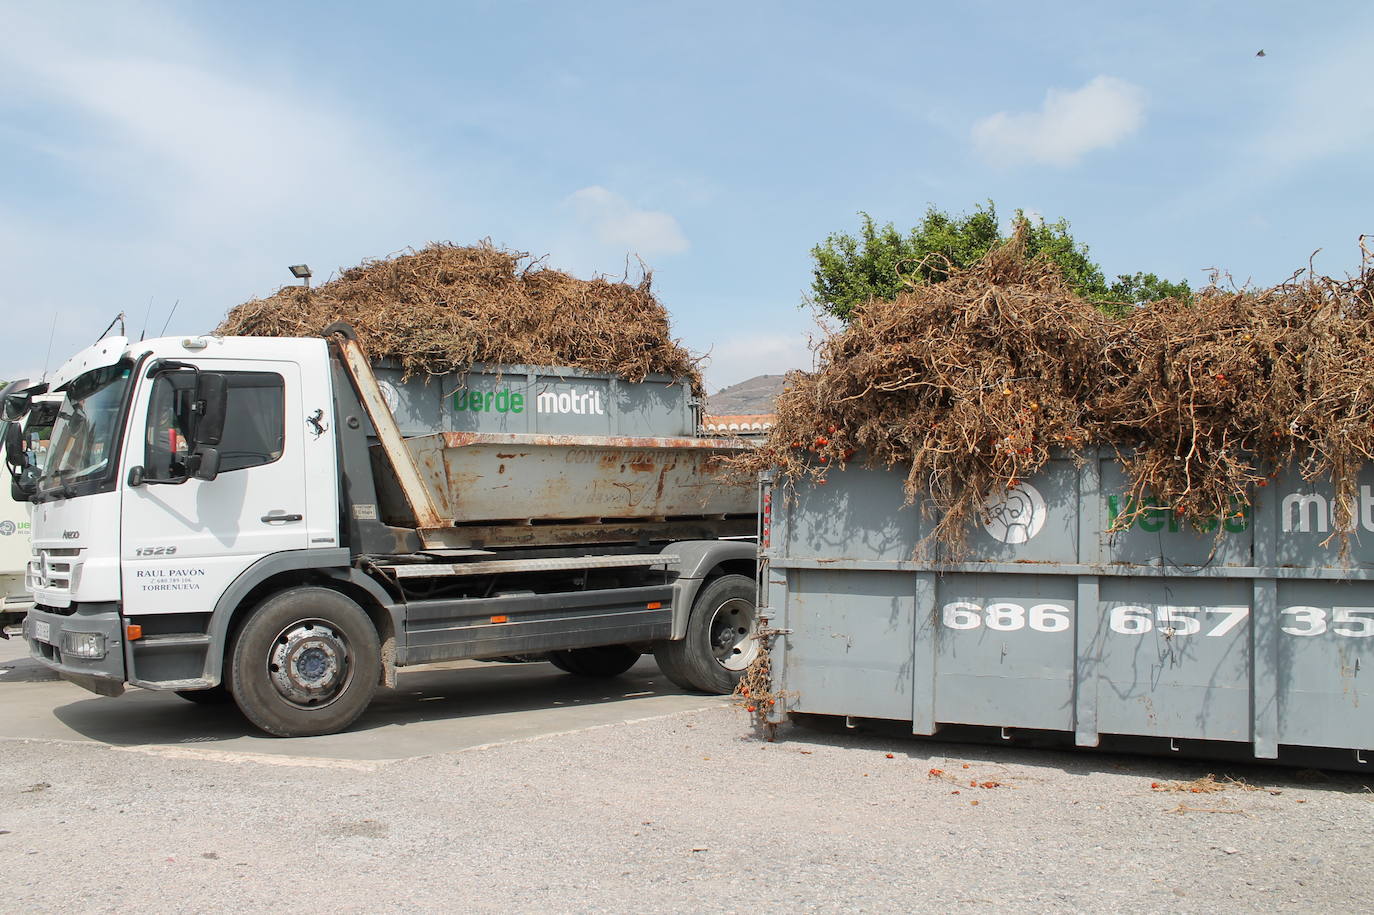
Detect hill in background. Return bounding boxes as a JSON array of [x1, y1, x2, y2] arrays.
[[706, 374, 786, 416]]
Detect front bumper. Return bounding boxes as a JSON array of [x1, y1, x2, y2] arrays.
[[24, 604, 126, 696]]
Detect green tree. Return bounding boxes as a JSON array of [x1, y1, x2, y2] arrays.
[[809, 202, 1189, 320], [1105, 272, 1193, 306]]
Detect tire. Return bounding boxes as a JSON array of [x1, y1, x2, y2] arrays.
[[547, 645, 641, 678], [655, 574, 758, 693], [174, 684, 233, 705], [229, 587, 380, 737]]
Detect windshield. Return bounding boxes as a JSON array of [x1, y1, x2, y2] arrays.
[[38, 360, 134, 493]]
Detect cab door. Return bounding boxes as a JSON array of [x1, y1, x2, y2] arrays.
[[120, 360, 307, 615]]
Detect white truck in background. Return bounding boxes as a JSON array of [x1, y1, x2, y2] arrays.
[[0, 461, 34, 635], [6, 329, 760, 736], [0, 379, 57, 635]]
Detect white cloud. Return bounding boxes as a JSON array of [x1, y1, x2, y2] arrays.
[[566, 186, 689, 255], [0, 2, 458, 379], [972, 76, 1146, 166], [0, 14, 426, 236]]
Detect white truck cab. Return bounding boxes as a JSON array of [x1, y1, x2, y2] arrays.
[[20, 335, 339, 689], [32, 336, 337, 611]]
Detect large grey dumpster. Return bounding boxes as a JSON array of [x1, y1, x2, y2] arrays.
[[762, 450, 1373, 762]]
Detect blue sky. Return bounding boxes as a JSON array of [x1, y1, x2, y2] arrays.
[[1, 1, 1370, 392]]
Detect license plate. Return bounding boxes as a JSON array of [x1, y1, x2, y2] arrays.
[[31, 619, 50, 644]]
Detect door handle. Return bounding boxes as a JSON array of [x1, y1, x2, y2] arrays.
[[261, 511, 304, 524]]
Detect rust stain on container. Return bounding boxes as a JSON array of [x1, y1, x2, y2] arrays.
[[382, 431, 754, 526]]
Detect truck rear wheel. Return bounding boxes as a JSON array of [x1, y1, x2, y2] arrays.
[[229, 587, 380, 737], [655, 574, 758, 694], [547, 645, 641, 678]]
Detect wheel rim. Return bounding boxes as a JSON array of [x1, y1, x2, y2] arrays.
[[267, 619, 352, 710], [708, 597, 758, 671]]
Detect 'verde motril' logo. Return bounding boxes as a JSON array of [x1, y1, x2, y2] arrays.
[[454, 387, 606, 416]]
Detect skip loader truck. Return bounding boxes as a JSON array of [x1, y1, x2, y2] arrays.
[[5, 327, 759, 736]]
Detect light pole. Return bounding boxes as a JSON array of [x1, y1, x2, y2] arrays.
[[288, 264, 312, 290]]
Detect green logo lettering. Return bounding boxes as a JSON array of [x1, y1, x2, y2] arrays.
[[454, 387, 524, 414], [1105, 493, 1249, 533]]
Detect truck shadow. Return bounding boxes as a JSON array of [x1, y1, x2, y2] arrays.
[[48, 657, 715, 749]]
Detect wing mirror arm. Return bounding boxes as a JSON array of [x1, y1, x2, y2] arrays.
[[136, 368, 228, 486]]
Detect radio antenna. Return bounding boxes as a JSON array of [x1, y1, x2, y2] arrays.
[[41, 312, 57, 381], [159, 299, 180, 336], [139, 296, 154, 342]]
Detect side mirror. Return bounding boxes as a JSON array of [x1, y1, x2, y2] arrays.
[[3, 421, 23, 467], [2, 392, 29, 423], [190, 446, 220, 482], [2, 381, 46, 422], [193, 373, 227, 447]]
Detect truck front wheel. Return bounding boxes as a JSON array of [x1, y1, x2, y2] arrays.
[[229, 588, 380, 737], [655, 574, 758, 694]]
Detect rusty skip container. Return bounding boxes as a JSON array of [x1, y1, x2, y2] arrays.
[[761, 451, 1374, 763], [371, 431, 755, 546], [388, 431, 753, 527]]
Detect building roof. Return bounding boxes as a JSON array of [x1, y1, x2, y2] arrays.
[[703, 413, 775, 434]]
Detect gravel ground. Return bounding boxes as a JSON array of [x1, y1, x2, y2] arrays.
[[1, 706, 1372, 913]]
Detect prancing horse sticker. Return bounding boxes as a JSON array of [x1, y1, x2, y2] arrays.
[[982, 482, 1047, 544]]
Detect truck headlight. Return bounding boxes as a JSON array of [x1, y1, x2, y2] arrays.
[[61, 631, 107, 660]]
